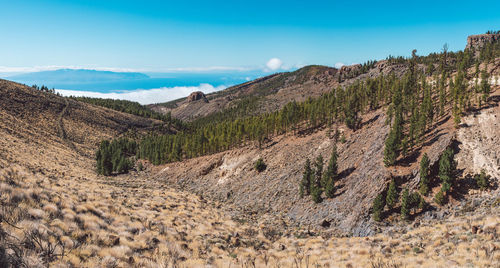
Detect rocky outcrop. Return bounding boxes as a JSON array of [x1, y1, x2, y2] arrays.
[[187, 91, 208, 103], [466, 34, 500, 52], [456, 103, 500, 180]]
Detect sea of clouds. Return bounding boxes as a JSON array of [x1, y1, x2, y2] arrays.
[[56, 83, 226, 105]]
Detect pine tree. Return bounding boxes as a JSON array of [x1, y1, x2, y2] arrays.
[[439, 147, 456, 193], [96, 148, 103, 174], [311, 184, 323, 204], [97, 140, 113, 176], [409, 192, 422, 214], [324, 146, 338, 198], [452, 103, 461, 128], [401, 137, 408, 158], [419, 153, 430, 195], [116, 156, 127, 174], [386, 178, 399, 209], [372, 193, 385, 222], [384, 129, 399, 167], [400, 188, 410, 220], [480, 69, 491, 107], [384, 87, 403, 167], [299, 159, 313, 197], [314, 155, 324, 189]]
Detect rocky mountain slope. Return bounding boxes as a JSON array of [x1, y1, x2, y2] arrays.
[[151, 55, 500, 237], [149, 63, 407, 121]]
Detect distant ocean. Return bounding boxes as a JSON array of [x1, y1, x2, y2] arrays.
[[3, 71, 268, 104], [7, 73, 258, 93]]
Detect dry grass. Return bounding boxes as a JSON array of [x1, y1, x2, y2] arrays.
[[1, 164, 498, 267]]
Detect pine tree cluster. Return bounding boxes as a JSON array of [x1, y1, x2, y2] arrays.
[[300, 146, 338, 203], [96, 138, 137, 175]]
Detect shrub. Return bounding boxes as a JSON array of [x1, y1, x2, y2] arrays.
[[475, 169, 490, 190], [254, 158, 267, 172], [434, 190, 445, 205]]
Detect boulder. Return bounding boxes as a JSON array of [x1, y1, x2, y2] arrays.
[[187, 91, 208, 103]]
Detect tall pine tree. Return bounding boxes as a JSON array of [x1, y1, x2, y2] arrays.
[[299, 159, 313, 197], [419, 153, 430, 195], [386, 178, 399, 209], [324, 145, 338, 198]]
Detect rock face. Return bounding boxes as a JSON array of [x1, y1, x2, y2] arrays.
[[187, 91, 208, 103], [466, 34, 500, 51], [456, 103, 500, 181]]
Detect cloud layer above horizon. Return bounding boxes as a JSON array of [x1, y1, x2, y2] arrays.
[[56, 83, 226, 105]]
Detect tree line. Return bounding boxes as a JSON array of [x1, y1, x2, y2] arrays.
[[72, 96, 185, 129]]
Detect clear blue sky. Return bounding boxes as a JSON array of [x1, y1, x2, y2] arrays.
[[1, 0, 499, 72]]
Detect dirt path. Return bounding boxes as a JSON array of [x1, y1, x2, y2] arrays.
[[57, 98, 80, 154]]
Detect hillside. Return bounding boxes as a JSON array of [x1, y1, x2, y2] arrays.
[[149, 65, 353, 120], [1, 33, 500, 267]]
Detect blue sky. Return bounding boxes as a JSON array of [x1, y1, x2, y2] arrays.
[[1, 0, 500, 74]]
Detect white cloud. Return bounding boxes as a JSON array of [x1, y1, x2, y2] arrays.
[[266, 58, 283, 71], [55, 83, 227, 105], [335, 62, 345, 69]]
